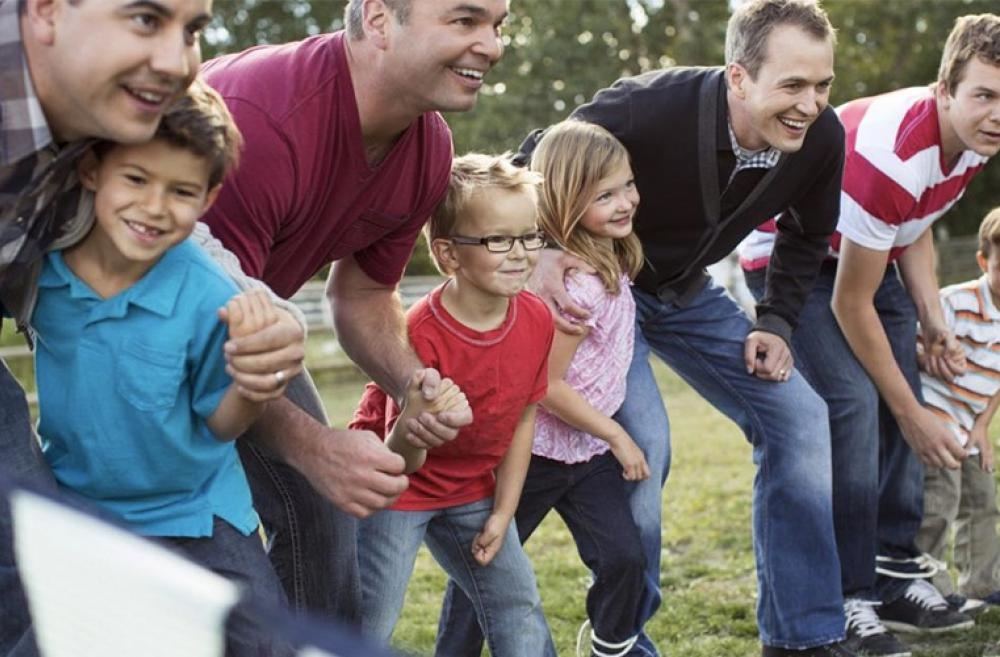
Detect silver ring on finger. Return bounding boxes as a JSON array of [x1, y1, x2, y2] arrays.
[[274, 370, 286, 385]]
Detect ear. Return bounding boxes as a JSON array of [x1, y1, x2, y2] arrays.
[[202, 184, 222, 211], [935, 79, 952, 110], [21, 0, 61, 46], [977, 250, 989, 274], [431, 237, 459, 274], [361, 0, 391, 50], [726, 62, 748, 99], [77, 150, 100, 192]]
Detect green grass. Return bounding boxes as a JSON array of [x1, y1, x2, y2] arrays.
[[319, 360, 1000, 657], [6, 321, 1000, 655]]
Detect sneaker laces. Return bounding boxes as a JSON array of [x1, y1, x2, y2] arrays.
[[903, 578, 949, 611], [875, 553, 946, 579], [575, 619, 639, 657], [844, 598, 888, 638]]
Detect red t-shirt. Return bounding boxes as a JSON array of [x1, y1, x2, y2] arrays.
[[350, 285, 553, 510], [200, 32, 454, 297]]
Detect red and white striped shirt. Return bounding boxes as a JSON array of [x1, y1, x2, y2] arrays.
[[740, 87, 988, 271]]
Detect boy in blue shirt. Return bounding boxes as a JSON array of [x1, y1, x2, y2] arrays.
[[28, 81, 291, 619]]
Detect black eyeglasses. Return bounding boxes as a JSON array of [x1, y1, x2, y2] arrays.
[[449, 231, 547, 253]]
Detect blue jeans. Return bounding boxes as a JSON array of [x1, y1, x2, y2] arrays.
[[630, 280, 844, 649], [357, 497, 552, 657], [437, 452, 652, 656], [0, 360, 56, 657], [745, 266, 923, 604], [165, 517, 293, 657], [237, 368, 361, 624]]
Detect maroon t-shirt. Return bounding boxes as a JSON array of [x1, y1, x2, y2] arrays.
[[200, 32, 453, 297]]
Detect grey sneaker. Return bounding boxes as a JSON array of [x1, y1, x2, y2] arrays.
[[843, 598, 911, 657], [878, 580, 975, 634]]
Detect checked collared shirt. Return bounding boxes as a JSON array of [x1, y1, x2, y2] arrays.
[[727, 120, 782, 183], [0, 0, 92, 329]]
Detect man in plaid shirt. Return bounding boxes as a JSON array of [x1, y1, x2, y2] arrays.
[[0, 1, 218, 654]]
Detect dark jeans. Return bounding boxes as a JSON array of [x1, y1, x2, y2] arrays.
[[237, 369, 361, 624], [165, 517, 293, 657], [437, 452, 650, 656], [0, 360, 55, 657], [745, 265, 925, 603]]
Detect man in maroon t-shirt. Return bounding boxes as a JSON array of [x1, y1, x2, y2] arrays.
[[196, 0, 509, 625]]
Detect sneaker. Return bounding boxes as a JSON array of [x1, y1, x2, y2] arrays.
[[945, 593, 987, 615], [878, 579, 975, 633], [982, 590, 1000, 606], [843, 598, 911, 657], [762, 641, 858, 656]]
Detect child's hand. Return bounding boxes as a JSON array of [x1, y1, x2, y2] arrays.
[[471, 513, 510, 566], [610, 432, 651, 481], [224, 290, 279, 340], [401, 370, 471, 450], [968, 425, 995, 473]]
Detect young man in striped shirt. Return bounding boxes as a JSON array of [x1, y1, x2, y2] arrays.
[[741, 13, 1000, 656]]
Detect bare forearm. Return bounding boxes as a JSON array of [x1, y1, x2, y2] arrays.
[[242, 396, 325, 467], [207, 387, 267, 440], [542, 381, 625, 447], [386, 421, 427, 474], [974, 391, 1000, 432], [898, 230, 944, 326], [492, 406, 536, 519]]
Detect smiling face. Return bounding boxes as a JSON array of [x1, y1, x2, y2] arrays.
[[938, 57, 1000, 162], [78, 139, 215, 281], [727, 24, 835, 153], [437, 187, 540, 301], [578, 161, 639, 247], [24, 0, 212, 143], [379, 0, 507, 114]]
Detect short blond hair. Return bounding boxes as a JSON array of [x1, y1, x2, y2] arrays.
[[978, 207, 1000, 258], [938, 14, 1000, 95], [426, 153, 542, 274]]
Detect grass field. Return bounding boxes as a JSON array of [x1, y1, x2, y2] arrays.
[[5, 323, 999, 656], [317, 358, 1000, 657]]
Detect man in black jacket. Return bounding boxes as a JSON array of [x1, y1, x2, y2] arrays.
[[440, 1, 852, 656]]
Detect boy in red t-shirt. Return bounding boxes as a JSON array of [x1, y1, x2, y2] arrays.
[[350, 154, 555, 656]]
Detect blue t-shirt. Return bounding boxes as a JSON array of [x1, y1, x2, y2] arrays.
[[32, 240, 258, 538]]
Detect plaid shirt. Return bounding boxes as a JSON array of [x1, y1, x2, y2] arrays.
[[727, 120, 782, 182], [0, 0, 92, 328]]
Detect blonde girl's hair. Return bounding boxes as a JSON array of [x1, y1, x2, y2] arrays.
[[530, 120, 644, 294]]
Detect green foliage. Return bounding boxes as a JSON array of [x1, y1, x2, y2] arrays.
[[202, 0, 1000, 260]]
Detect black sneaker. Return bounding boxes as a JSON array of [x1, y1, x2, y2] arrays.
[[762, 641, 858, 656], [878, 580, 975, 634], [843, 598, 911, 657]]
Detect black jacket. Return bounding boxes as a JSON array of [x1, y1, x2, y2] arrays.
[[519, 67, 845, 343]]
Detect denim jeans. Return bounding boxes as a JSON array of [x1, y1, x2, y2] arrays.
[[237, 368, 361, 625], [745, 266, 925, 604], [165, 517, 294, 657], [630, 280, 844, 649], [615, 327, 670, 654], [357, 497, 552, 657], [1, 360, 56, 657], [436, 452, 651, 656]]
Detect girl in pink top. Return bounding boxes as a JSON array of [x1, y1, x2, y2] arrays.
[[438, 121, 660, 657]]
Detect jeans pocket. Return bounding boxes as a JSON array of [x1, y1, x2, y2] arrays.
[[116, 339, 184, 412]]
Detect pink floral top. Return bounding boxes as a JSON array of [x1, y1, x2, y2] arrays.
[[533, 272, 635, 464]]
